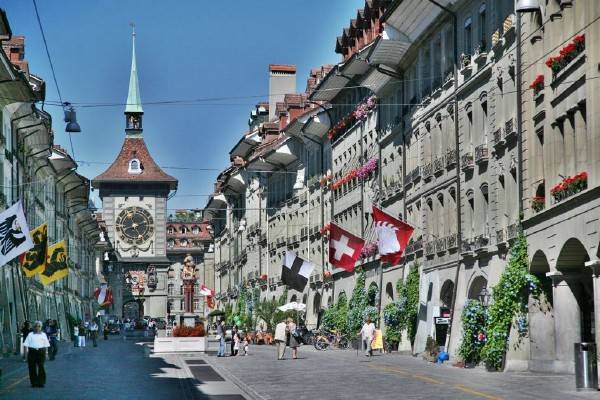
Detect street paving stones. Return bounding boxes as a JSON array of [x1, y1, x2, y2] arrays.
[[0, 337, 244, 400], [204, 344, 600, 400]]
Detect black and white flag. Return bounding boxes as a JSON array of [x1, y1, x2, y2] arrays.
[[0, 201, 33, 267], [282, 251, 315, 292]]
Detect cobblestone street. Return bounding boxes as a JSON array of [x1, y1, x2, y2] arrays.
[[204, 345, 599, 400], [0, 337, 243, 400]]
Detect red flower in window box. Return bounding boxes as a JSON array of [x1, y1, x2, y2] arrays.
[[259, 274, 268, 281], [529, 74, 544, 94], [323, 271, 332, 279]]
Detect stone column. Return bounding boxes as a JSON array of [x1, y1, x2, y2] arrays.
[[585, 260, 600, 346], [546, 271, 581, 372]]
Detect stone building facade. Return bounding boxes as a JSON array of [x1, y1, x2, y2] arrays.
[[203, 0, 600, 374], [0, 11, 102, 353]]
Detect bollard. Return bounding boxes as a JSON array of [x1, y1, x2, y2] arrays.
[[574, 342, 598, 391]]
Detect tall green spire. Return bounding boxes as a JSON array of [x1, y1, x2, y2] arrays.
[[125, 24, 143, 114]]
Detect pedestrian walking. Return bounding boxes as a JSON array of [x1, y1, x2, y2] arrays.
[[23, 321, 50, 388], [43, 320, 58, 360], [359, 317, 376, 357], [21, 320, 32, 361], [274, 319, 287, 360], [286, 318, 300, 360], [242, 335, 249, 356], [216, 320, 226, 357], [230, 325, 238, 356], [89, 320, 99, 347], [103, 323, 109, 340], [73, 324, 79, 347], [78, 322, 86, 347]]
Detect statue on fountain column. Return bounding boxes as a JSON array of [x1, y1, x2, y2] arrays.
[[182, 254, 195, 281]]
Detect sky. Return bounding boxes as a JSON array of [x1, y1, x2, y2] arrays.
[[3, 0, 364, 212]]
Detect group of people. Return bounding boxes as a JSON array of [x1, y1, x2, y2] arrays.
[[215, 321, 249, 357], [274, 318, 301, 360], [72, 319, 100, 347]]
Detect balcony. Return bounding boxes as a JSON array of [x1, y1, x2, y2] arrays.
[[425, 241, 435, 256], [504, 117, 516, 141], [404, 172, 413, 186], [492, 128, 504, 148], [507, 223, 519, 241], [435, 237, 447, 253], [496, 229, 506, 245], [446, 148, 457, 168], [411, 166, 421, 182], [461, 152, 474, 171], [413, 239, 423, 252], [433, 156, 445, 174], [475, 145, 489, 164], [461, 239, 474, 254], [446, 233, 458, 250], [423, 163, 433, 179], [474, 234, 490, 252]]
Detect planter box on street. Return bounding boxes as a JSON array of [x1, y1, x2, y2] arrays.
[[153, 336, 206, 353]]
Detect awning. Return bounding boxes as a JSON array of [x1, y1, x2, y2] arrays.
[[359, 66, 398, 97], [263, 142, 297, 167], [367, 26, 412, 68], [206, 193, 227, 213], [384, 0, 451, 43], [229, 130, 261, 159], [48, 148, 77, 173], [284, 109, 316, 137], [309, 44, 372, 102], [302, 109, 331, 141], [223, 172, 245, 194]]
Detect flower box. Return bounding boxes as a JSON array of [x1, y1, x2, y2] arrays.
[[550, 171, 588, 203], [531, 196, 545, 213], [153, 336, 206, 353], [545, 34, 585, 77], [327, 95, 377, 141], [529, 75, 544, 96]]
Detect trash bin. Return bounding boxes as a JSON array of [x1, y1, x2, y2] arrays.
[[574, 342, 598, 391]]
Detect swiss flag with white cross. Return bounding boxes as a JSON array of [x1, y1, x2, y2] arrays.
[[328, 223, 365, 273]]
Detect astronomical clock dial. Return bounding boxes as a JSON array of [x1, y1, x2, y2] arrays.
[[116, 206, 154, 245]]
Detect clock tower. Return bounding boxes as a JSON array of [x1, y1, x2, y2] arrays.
[[92, 28, 178, 319]]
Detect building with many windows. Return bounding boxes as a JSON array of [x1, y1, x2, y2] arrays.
[[203, 0, 600, 374]]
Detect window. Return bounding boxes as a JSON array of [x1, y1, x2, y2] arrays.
[[192, 226, 199, 235], [128, 158, 142, 174], [478, 3, 487, 51], [464, 17, 473, 54], [168, 283, 174, 295], [193, 299, 199, 312], [167, 239, 174, 248]]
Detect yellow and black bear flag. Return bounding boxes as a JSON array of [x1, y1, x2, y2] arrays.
[[20, 223, 48, 277], [40, 240, 69, 285]]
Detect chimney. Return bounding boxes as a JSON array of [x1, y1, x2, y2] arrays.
[[268, 64, 296, 121]]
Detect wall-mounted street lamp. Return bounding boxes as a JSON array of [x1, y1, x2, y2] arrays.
[[516, 0, 541, 13]]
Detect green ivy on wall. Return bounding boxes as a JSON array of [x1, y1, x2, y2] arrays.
[[458, 299, 487, 364], [382, 263, 420, 345], [481, 234, 540, 370], [346, 268, 368, 337]]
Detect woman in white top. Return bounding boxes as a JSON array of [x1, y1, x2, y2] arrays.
[[23, 321, 50, 388], [359, 318, 376, 357]]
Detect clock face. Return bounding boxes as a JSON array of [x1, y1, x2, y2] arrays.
[[116, 206, 154, 245]]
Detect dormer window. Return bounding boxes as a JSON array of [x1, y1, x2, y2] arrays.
[[128, 158, 142, 174]]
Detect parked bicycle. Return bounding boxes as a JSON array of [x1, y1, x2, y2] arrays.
[[313, 330, 350, 351]]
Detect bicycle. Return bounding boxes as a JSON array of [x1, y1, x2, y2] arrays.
[[313, 330, 350, 351]]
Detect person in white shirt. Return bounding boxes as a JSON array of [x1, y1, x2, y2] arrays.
[[23, 321, 50, 388], [89, 321, 99, 347], [359, 318, 376, 357], [274, 320, 288, 360]]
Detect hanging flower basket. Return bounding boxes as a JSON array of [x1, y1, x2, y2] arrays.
[[323, 271, 332, 280], [550, 171, 588, 203], [259, 274, 268, 282], [360, 242, 378, 259]]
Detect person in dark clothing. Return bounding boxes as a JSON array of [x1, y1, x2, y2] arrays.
[[43, 320, 59, 360], [103, 324, 109, 340], [21, 320, 32, 361]]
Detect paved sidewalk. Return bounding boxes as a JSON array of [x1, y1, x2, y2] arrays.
[[207, 345, 599, 400], [0, 336, 245, 399]]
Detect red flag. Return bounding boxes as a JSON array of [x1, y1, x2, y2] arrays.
[[372, 207, 414, 266], [328, 223, 365, 272]]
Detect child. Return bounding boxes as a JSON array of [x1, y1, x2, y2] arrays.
[[242, 336, 249, 356], [233, 332, 240, 356]]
